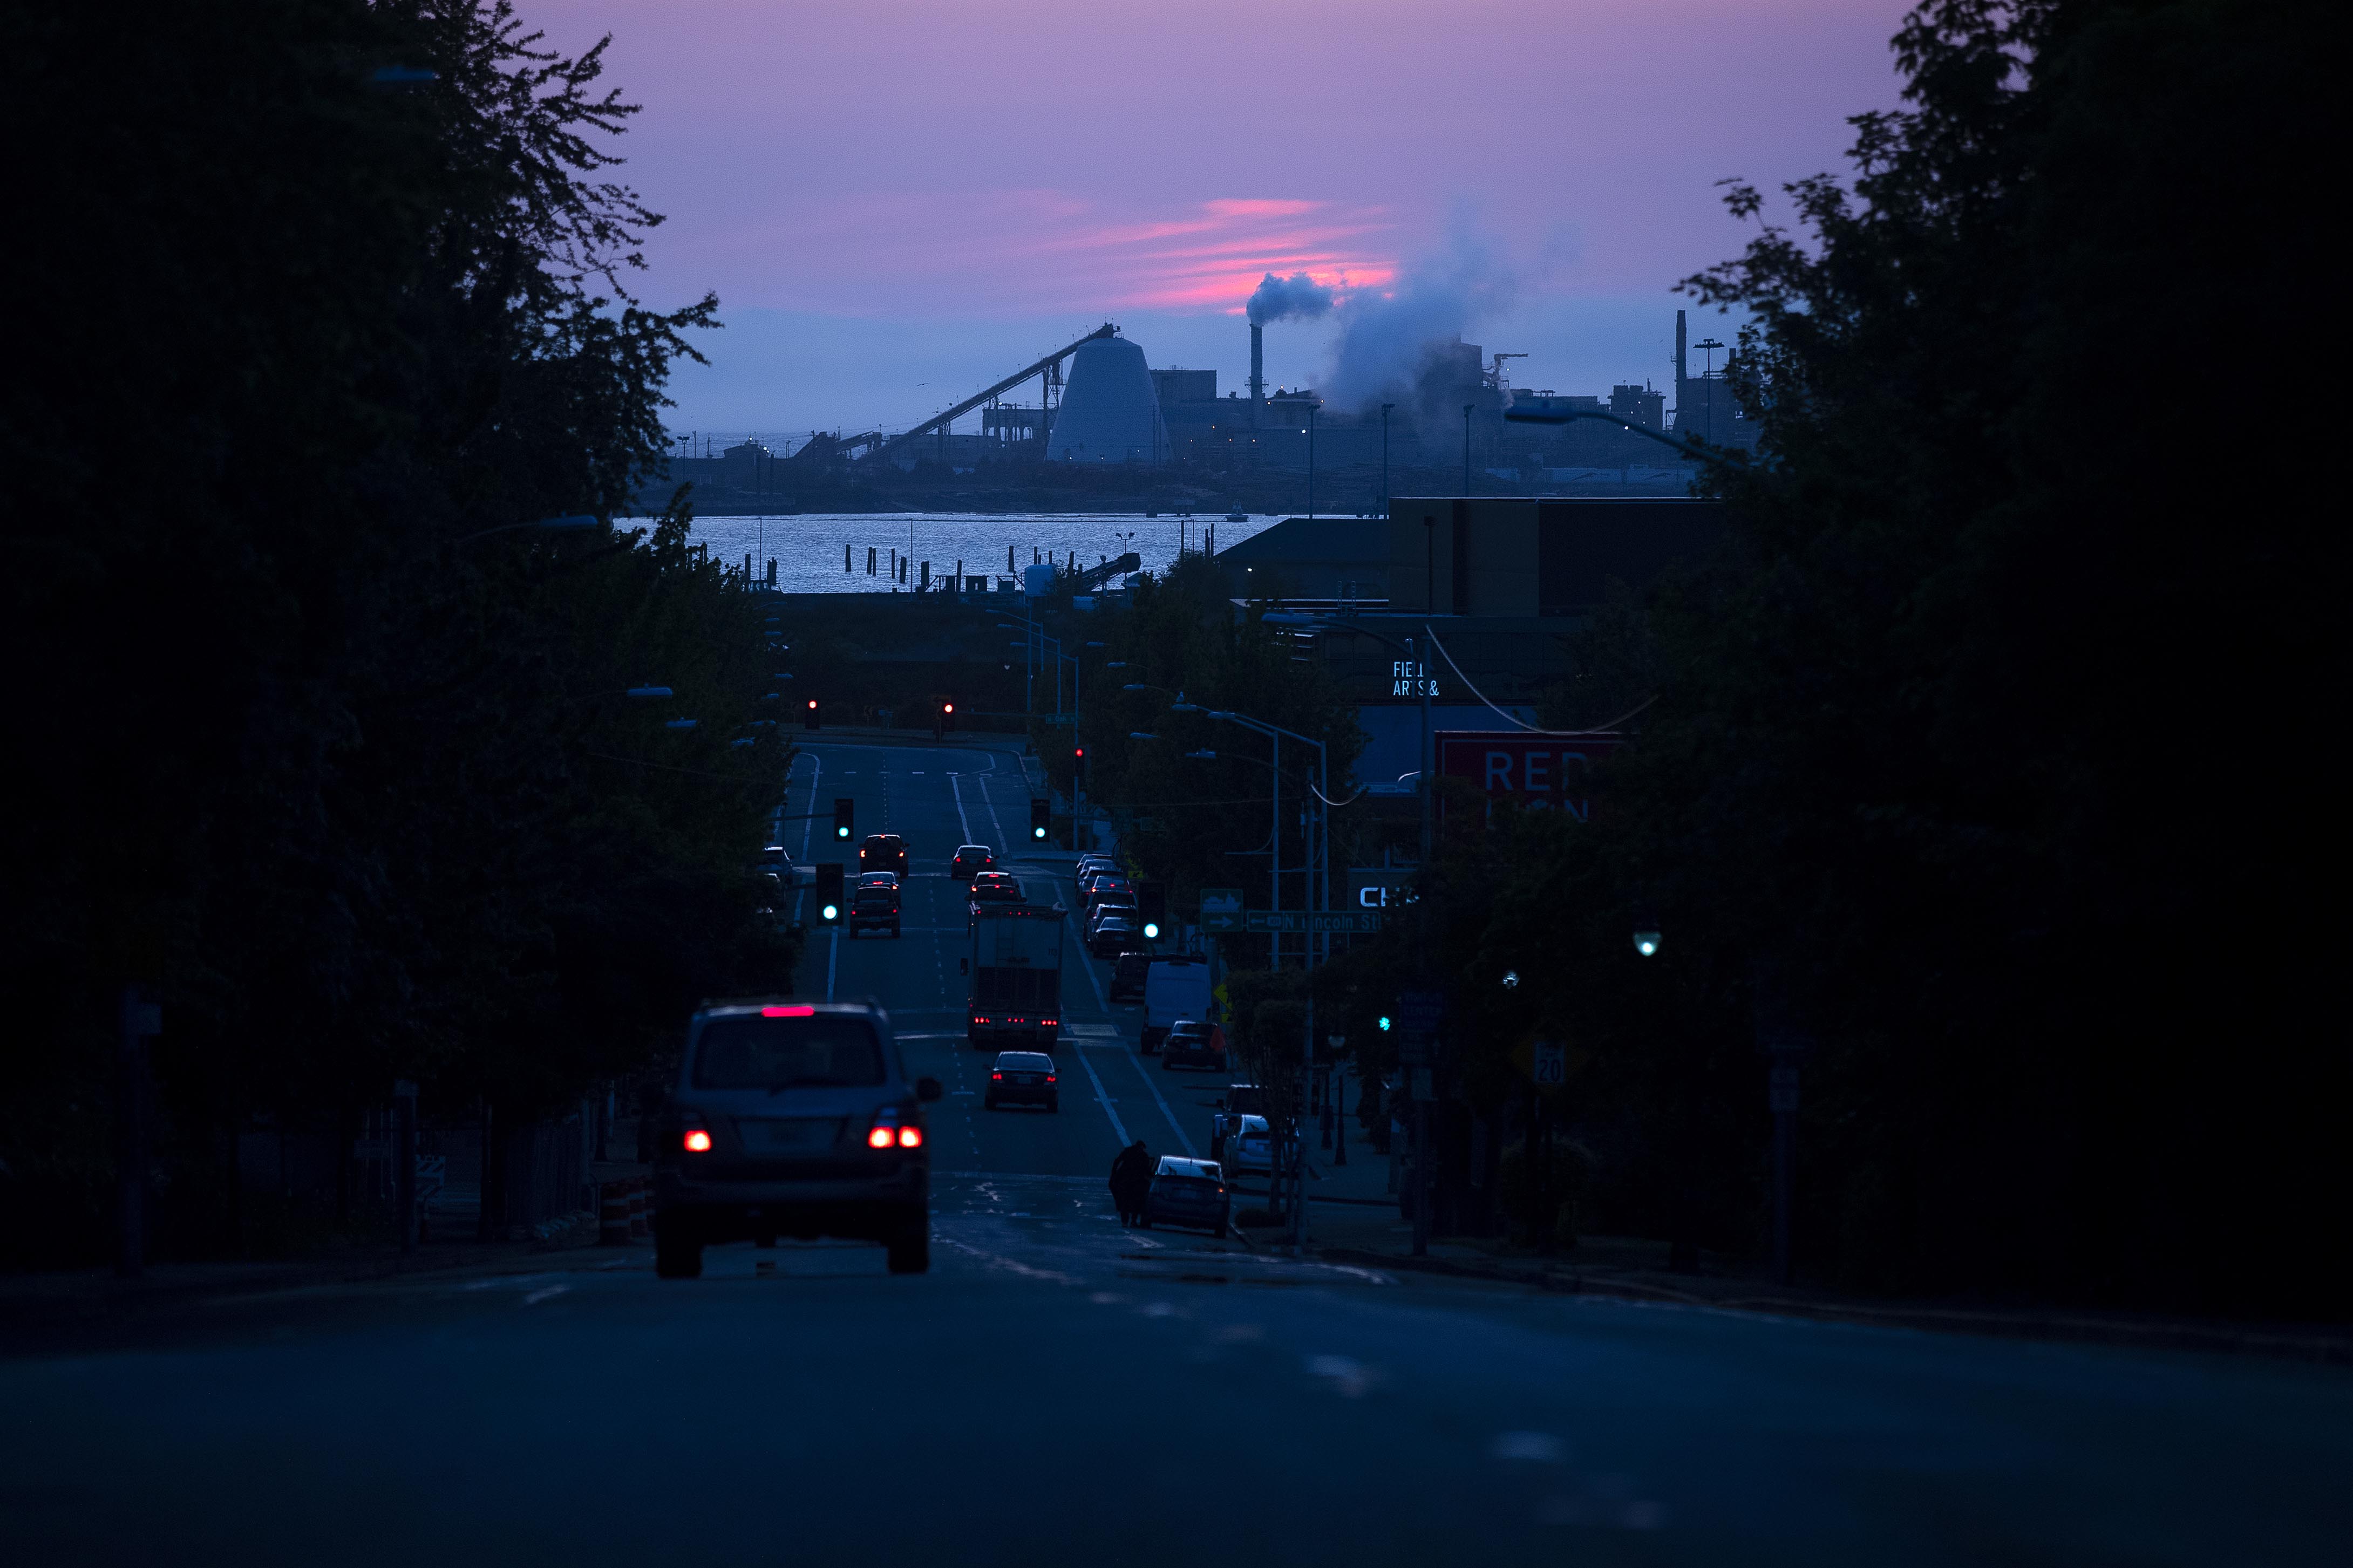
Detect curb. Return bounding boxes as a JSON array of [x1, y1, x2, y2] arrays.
[[1307, 1247, 2353, 1364]]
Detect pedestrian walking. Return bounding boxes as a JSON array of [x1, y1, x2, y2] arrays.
[[1109, 1140, 1151, 1226]]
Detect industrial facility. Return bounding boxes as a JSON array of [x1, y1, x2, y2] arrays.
[[652, 308, 1757, 508]]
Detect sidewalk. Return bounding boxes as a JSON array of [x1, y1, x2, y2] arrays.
[[1292, 1199, 2353, 1364], [0, 1222, 614, 1349]]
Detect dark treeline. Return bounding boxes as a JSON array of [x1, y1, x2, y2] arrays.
[[2, 1, 792, 1263], [1080, 0, 2340, 1315]]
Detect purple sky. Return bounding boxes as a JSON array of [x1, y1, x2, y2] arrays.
[[533, 0, 1915, 435]]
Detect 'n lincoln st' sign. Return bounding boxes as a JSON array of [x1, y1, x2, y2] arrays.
[[1436, 730, 1624, 821]]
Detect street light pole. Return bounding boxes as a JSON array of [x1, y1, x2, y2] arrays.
[[1380, 403, 1393, 519]]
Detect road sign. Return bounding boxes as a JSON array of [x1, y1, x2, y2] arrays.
[[1199, 887, 1244, 934], [1532, 1040, 1566, 1087], [1398, 989, 1444, 1036], [1243, 910, 1383, 934]]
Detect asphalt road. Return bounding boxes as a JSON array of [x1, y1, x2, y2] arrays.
[[5, 740, 2348, 1566]]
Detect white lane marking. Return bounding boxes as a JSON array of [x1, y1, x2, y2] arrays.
[[948, 773, 975, 843], [1070, 1024, 1119, 1038], [1133, 1055, 1199, 1157], [794, 752, 821, 924], [1305, 1354, 1378, 1397], [1071, 1038, 1130, 1146], [522, 1285, 569, 1306], [826, 928, 840, 1001], [973, 768, 1010, 846], [1493, 1433, 1567, 1463]]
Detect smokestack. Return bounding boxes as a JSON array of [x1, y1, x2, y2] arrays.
[[1249, 322, 1264, 425], [1675, 309, 1688, 387]]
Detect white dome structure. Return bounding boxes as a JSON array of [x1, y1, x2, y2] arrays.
[[1046, 334, 1168, 465]]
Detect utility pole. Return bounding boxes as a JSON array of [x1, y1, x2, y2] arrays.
[[394, 1079, 419, 1253], [115, 987, 161, 1277]]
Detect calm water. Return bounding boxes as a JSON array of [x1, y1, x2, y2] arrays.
[[645, 511, 1289, 593]]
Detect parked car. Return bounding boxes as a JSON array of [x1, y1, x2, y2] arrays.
[[950, 844, 996, 881], [1084, 897, 1138, 943], [1109, 950, 1152, 1004], [1210, 1083, 1265, 1156], [1160, 1019, 1227, 1072], [654, 998, 942, 1277], [858, 833, 909, 878], [1087, 915, 1142, 958], [1141, 1156, 1229, 1237], [984, 1051, 1058, 1112], [1223, 1115, 1273, 1177]]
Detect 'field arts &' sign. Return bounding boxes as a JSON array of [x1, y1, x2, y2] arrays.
[[1436, 731, 1623, 821]]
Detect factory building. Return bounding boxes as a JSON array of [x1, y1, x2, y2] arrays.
[[1044, 334, 1169, 464]]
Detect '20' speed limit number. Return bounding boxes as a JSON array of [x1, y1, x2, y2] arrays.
[[1532, 1040, 1567, 1087]]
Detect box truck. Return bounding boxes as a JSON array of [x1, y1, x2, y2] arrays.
[[966, 903, 1066, 1050]]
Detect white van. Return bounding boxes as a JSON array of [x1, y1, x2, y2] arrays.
[[1141, 956, 1212, 1054]]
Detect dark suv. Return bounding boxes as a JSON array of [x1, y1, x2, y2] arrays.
[[950, 844, 996, 881], [655, 999, 942, 1277], [858, 833, 909, 878], [848, 880, 900, 937]]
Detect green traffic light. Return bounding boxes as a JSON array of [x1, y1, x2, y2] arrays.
[[1378, 1015, 1392, 1032], [821, 903, 838, 921]]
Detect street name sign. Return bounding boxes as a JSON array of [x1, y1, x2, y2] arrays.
[[1398, 989, 1445, 1037], [1243, 910, 1383, 934], [1199, 887, 1244, 934]]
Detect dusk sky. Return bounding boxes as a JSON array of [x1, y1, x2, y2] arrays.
[[532, 0, 1917, 438]]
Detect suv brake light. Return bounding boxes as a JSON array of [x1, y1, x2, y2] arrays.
[[866, 1125, 893, 1149], [683, 1129, 713, 1153]]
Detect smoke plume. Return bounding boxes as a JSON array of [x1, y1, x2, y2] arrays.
[[1321, 219, 1528, 417], [1245, 271, 1336, 325]]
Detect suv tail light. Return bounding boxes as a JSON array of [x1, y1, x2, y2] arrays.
[[867, 1110, 923, 1151], [990, 1072, 1003, 1080], [683, 1129, 713, 1153]]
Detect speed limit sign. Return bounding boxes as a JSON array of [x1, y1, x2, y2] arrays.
[[1531, 1040, 1567, 1087]]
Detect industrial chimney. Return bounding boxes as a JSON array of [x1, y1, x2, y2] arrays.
[[1249, 322, 1264, 427]]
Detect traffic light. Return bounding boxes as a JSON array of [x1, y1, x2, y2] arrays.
[[941, 699, 956, 733], [1377, 1013, 1393, 1033], [1135, 880, 1165, 940], [833, 797, 854, 841], [815, 863, 843, 924], [1030, 799, 1050, 841], [804, 698, 820, 731], [1072, 744, 1087, 785]]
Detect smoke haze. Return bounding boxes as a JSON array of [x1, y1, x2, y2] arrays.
[[1321, 220, 1530, 417], [1244, 271, 1336, 325]]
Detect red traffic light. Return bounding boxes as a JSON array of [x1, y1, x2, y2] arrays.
[[1073, 746, 1086, 759], [807, 699, 817, 710], [943, 702, 954, 713]]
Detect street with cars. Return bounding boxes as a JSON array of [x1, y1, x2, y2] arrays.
[[7, 737, 2347, 1567]]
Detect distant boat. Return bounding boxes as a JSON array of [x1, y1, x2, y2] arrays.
[[1224, 510, 1248, 523]]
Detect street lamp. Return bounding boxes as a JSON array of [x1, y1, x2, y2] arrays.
[[1504, 398, 1725, 465], [1633, 928, 1663, 958]]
